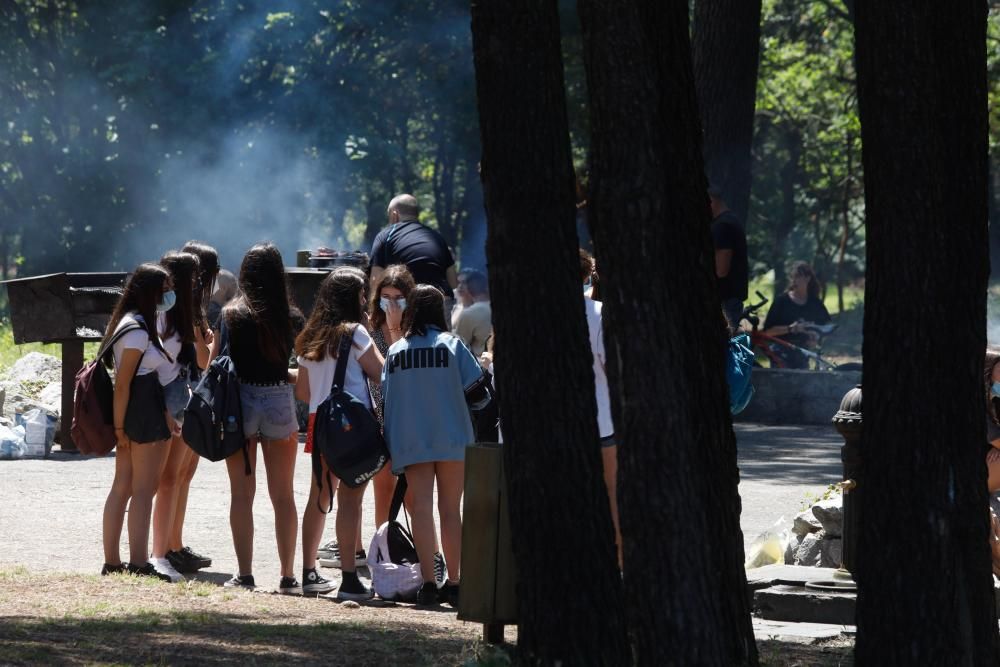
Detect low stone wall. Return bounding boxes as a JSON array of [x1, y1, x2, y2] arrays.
[[735, 368, 861, 426]]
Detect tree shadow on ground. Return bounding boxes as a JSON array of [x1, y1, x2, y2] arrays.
[[0, 612, 473, 666], [736, 426, 843, 486]]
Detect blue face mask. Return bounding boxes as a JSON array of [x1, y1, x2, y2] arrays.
[[157, 290, 176, 313], [992, 382, 1000, 398], [380, 296, 406, 313], [583, 278, 592, 293]]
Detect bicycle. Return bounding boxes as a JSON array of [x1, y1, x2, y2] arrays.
[[738, 291, 861, 372]]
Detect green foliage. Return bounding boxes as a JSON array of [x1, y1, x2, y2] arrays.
[[751, 0, 864, 309]]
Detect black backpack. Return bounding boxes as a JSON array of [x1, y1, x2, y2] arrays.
[[312, 325, 389, 508], [182, 323, 251, 474]]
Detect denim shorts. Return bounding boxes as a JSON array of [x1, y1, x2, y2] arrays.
[[240, 383, 297, 441], [163, 372, 193, 423]]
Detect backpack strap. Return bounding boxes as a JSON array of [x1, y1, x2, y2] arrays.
[[389, 474, 408, 522], [97, 321, 147, 366], [218, 319, 232, 356], [330, 324, 357, 394], [312, 444, 335, 514]]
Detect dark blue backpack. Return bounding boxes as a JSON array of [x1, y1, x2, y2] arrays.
[[183, 324, 251, 474], [312, 325, 389, 510]]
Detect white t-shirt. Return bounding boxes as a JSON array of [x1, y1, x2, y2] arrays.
[[155, 311, 184, 386], [297, 325, 374, 413], [584, 297, 614, 439], [111, 313, 168, 377]]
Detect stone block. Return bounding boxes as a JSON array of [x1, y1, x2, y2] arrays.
[[754, 584, 856, 625]]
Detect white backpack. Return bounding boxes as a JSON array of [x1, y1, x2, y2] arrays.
[[369, 475, 422, 601]]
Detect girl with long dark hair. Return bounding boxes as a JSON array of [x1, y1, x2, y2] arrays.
[[296, 268, 386, 598], [216, 243, 302, 592], [149, 251, 206, 581], [381, 285, 484, 605], [100, 263, 176, 581], [158, 241, 221, 575]]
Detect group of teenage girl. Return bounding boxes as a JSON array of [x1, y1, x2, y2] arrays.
[[100, 241, 480, 606]]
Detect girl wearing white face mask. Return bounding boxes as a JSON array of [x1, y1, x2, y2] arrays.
[[149, 250, 204, 582], [367, 266, 414, 519], [100, 263, 176, 581]]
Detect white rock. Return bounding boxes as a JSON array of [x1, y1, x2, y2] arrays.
[[812, 497, 843, 537], [38, 382, 62, 412], [818, 537, 843, 568], [792, 509, 822, 537], [5, 352, 61, 384], [341, 600, 361, 609], [794, 532, 823, 567]]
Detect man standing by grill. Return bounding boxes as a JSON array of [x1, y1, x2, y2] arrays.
[[709, 185, 749, 330], [369, 194, 458, 325]]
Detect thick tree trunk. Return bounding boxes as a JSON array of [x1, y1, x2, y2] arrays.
[[692, 0, 762, 225], [578, 0, 757, 663], [854, 2, 999, 663], [469, 1, 629, 663]]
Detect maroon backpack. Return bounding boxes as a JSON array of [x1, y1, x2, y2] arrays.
[[70, 322, 146, 455]]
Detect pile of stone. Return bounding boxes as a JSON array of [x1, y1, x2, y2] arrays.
[[0, 352, 62, 426], [784, 495, 843, 568]]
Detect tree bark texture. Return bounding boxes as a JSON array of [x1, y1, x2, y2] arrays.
[[854, 2, 999, 663], [577, 0, 757, 663], [692, 0, 762, 225], [469, 1, 630, 663]]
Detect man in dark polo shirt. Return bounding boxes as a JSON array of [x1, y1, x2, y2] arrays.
[[709, 185, 749, 330], [370, 194, 458, 321]]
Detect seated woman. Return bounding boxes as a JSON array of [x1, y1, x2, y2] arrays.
[[762, 261, 831, 369]]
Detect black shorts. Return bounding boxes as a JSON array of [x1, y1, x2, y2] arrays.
[[123, 373, 170, 443]]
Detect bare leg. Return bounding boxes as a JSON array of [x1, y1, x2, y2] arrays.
[[226, 440, 258, 576], [302, 457, 337, 571], [336, 482, 369, 572], [601, 444, 622, 568], [988, 451, 1000, 493], [405, 462, 439, 583], [435, 461, 465, 583], [103, 446, 134, 565], [169, 445, 200, 551], [151, 435, 186, 557], [373, 463, 395, 529], [261, 434, 298, 578], [127, 440, 170, 565]]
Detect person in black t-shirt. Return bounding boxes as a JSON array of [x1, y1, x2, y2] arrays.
[[763, 262, 831, 368], [369, 194, 458, 302], [709, 187, 749, 329]]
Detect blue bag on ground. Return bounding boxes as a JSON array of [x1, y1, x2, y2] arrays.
[[727, 332, 755, 415]]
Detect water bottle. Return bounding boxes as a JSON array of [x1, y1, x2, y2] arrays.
[[226, 415, 238, 433]]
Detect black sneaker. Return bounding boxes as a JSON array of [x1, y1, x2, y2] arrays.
[[174, 547, 212, 570], [438, 581, 460, 607], [278, 576, 301, 595], [433, 552, 446, 585], [302, 568, 335, 595], [127, 562, 172, 582], [223, 574, 256, 589], [336, 571, 373, 601], [101, 563, 126, 576], [415, 581, 439, 606]]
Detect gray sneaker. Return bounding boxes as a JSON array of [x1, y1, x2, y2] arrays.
[[316, 540, 339, 561]]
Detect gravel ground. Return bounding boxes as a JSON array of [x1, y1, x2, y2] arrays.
[[0, 424, 841, 582]]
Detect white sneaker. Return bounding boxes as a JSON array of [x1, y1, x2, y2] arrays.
[[319, 549, 367, 569], [150, 557, 185, 583]]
